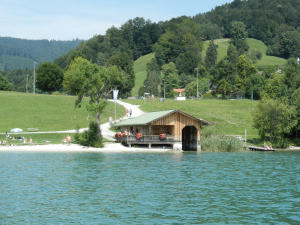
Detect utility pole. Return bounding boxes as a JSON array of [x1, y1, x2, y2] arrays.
[[195, 68, 199, 99], [33, 62, 37, 94], [163, 79, 166, 99], [113, 89, 119, 121], [26, 74, 29, 93]]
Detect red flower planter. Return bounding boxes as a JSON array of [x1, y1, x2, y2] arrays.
[[136, 133, 143, 139], [159, 133, 167, 140]]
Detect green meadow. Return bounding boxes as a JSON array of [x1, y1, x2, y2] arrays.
[[202, 38, 286, 67], [132, 53, 154, 96], [124, 98, 259, 140], [0, 91, 125, 132]]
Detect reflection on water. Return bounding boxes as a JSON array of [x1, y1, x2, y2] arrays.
[[0, 151, 299, 224]]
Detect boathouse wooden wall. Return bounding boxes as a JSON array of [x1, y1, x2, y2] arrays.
[[150, 112, 201, 141]]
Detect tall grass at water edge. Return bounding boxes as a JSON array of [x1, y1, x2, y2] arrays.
[[200, 126, 244, 152]]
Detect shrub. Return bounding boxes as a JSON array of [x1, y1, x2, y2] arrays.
[[203, 93, 214, 99], [75, 121, 103, 148], [52, 91, 61, 95]]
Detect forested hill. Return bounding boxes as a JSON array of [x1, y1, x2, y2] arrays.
[[56, 0, 300, 70], [195, 0, 300, 58], [0, 37, 81, 71]]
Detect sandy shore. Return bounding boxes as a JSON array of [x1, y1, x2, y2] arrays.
[[0, 143, 180, 153]]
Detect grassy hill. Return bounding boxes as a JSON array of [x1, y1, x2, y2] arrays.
[[0, 91, 125, 132], [202, 38, 286, 68], [124, 98, 259, 140], [132, 53, 154, 96], [132, 38, 286, 97]]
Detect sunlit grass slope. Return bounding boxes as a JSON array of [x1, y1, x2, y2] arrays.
[[132, 53, 154, 96], [0, 91, 125, 132], [124, 98, 259, 139], [202, 38, 286, 67]]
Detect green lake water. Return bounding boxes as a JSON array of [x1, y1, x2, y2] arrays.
[[0, 151, 299, 224]]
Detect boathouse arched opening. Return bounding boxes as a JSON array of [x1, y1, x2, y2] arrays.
[[182, 126, 198, 151]]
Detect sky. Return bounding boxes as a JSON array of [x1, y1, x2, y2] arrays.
[[0, 0, 233, 40]]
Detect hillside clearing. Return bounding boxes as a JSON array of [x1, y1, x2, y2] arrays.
[[202, 38, 286, 67], [132, 53, 154, 96]]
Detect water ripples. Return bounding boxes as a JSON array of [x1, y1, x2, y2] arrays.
[[0, 151, 299, 224]]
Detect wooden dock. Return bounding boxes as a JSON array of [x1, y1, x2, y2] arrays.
[[247, 145, 275, 152]]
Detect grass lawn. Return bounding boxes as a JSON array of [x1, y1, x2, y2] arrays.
[[124, 98, 259, 140], [202, 38, 230, 62], [246, 38, 286, 67], [0, 91, 125, 132], [131, 53, 154, 97], [0, 133, 111, 145]]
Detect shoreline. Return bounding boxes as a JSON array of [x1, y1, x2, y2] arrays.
[[0, 143, 299, 153], [0, 142, 180, 153]]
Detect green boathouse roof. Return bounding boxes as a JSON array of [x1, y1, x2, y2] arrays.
[[114, 110, 175, 127], [114, 110, 211, 127]]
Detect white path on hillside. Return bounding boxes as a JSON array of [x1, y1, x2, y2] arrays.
[[101, 100, 144, 141], [0, 100, 144, 141]]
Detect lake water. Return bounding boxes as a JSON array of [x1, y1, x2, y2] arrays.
[[0, 151, 299, 224]]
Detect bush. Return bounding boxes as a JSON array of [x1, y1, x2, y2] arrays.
[[75, 121, 103, 148], [203, 93, 214, 99], [51, 91, 62, 95]]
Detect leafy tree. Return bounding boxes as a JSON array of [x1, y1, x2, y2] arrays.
[[218, 79, 235, 98], [64, 57, 125, 146], [235, 54, 257, 95], [36, 62, 63, 93], [262, 72, 288, 100], [214, 59, 236, 93], [284, 58, 300, 94], [185, 78, 210, 98], [139, 59, 161, 97], [106, 52, 135, 96], [161, 62, 180, 98], [291, 88, 300, 137], [269, 29, 300, 59], [205, 40, 218, 68], [77, 121, 103, 148], [199, 23, 222, 40], [2, 69, 33, 92], [175, 50, 200, 75], [227, 44, 238, 66], [245, 73, 265, 99], [0, 72, 13, 91], [230, 21, 249, 54], [153, 17, 202, 66], [253, 99, 297, 147]]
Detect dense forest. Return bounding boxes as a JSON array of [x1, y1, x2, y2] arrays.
[[1, 0, 299, 146], [0, 37, 81, 71]]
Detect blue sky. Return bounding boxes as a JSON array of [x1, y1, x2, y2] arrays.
[[0, 0, 233, 40]]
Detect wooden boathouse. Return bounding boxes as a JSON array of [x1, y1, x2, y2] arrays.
[[114, 110, 210, 151]]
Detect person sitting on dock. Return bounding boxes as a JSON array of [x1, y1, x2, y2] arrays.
[[264, 142, 273, 150]]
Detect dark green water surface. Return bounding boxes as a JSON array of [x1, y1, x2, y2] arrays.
[[0, 151, 299, 224]]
